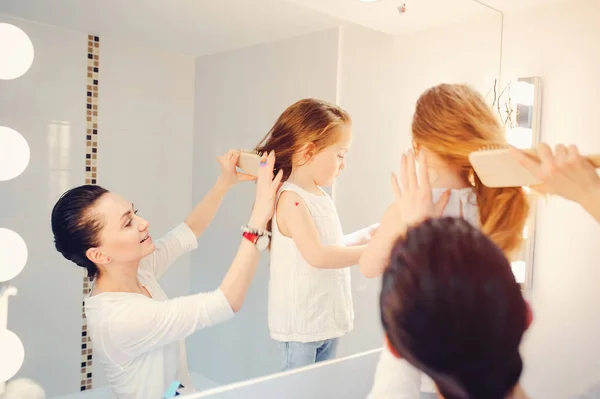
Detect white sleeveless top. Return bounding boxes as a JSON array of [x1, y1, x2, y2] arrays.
[[368, 188, 480, 398], [268, 181, 354, 343]]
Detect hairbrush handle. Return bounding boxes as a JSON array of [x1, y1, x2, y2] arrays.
[[236, 150, 262, 177]]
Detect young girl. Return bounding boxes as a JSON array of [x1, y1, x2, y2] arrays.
[[255, 98, 377, 371], [361, 84, 531, 398]]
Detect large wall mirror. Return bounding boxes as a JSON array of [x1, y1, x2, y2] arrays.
[[0, 0, 504, 398]]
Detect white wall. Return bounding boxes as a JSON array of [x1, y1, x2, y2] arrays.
[[95, 37, 195, 301], [0, 14, 88, 398], [0, 15, 196, 398], [189, 28, 340, 385], [500, 1, 600, 397]]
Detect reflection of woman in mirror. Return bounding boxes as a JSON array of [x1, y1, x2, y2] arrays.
[[361, 84, 531, 397], [50, 151, 283, 399], [368, 150, 531, 399], [381, 214, 532, 399], [254, 99, 377, 371]]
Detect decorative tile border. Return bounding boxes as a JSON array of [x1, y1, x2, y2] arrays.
[[81, 34, 100, 392]]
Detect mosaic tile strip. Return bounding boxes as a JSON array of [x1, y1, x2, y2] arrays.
[[81, 34, 99, 392]]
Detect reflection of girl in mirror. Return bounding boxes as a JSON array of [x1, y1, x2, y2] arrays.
[[255, 99, 378, 371], [362, 84, 531, 397], [50, 151, 282, 399]]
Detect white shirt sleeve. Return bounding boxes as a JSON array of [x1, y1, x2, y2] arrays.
[[141, 222, 198, 280], [107, 289, 234, 359], [367, 345, 423, 399]]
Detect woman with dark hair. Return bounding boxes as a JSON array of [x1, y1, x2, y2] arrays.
[[381, 216, 532, 399], [367, 150, 532, 399], [50, 150, 283, 399]]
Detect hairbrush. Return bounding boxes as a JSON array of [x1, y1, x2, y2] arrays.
[[236, 150, 263, 177], [469, 145, 600, 188]]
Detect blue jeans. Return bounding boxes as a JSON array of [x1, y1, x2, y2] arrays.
[[279, 338, 339, 371]]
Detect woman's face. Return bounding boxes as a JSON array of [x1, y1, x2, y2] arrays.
[[86, 192, 155, 267]]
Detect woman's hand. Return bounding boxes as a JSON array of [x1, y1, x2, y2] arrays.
[[510, 143, 600, 223], [511, 144, 600, 203], [248, 151, 284, 229], [359, 150, 449, 278], [217, 149, 256, 188], [387, 150, 450, 231]]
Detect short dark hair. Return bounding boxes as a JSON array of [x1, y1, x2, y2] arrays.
[[51, 185, 109, 280], [381, 217, 526, 399]]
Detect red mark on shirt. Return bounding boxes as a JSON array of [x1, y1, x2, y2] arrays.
[[295, 202, 299, 206]]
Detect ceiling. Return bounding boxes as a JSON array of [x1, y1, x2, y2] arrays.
[[0, 0, 566, 57], [478, 0, 568, 11], [285, 0, 498, 36], [0, 0, 342, 56]]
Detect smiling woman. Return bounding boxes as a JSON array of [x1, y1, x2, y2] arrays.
[[49, 150, 283, 399]]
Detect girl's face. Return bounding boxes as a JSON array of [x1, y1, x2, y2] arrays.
[[308, 124, 353, 187]]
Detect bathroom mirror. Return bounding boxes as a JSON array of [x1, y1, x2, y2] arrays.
[[0, 0, 503, 398]]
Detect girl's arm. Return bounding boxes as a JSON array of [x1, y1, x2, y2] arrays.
[[277, 191, 365, 269], [343, 223, 380, 247], [359, 203, 403, 278]]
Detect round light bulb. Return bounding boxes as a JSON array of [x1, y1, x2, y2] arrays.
[[0, 126, 31, 181], [0, 228, 28, 282], [0, 329, 25, 382], [0, 23, 35, 80]]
